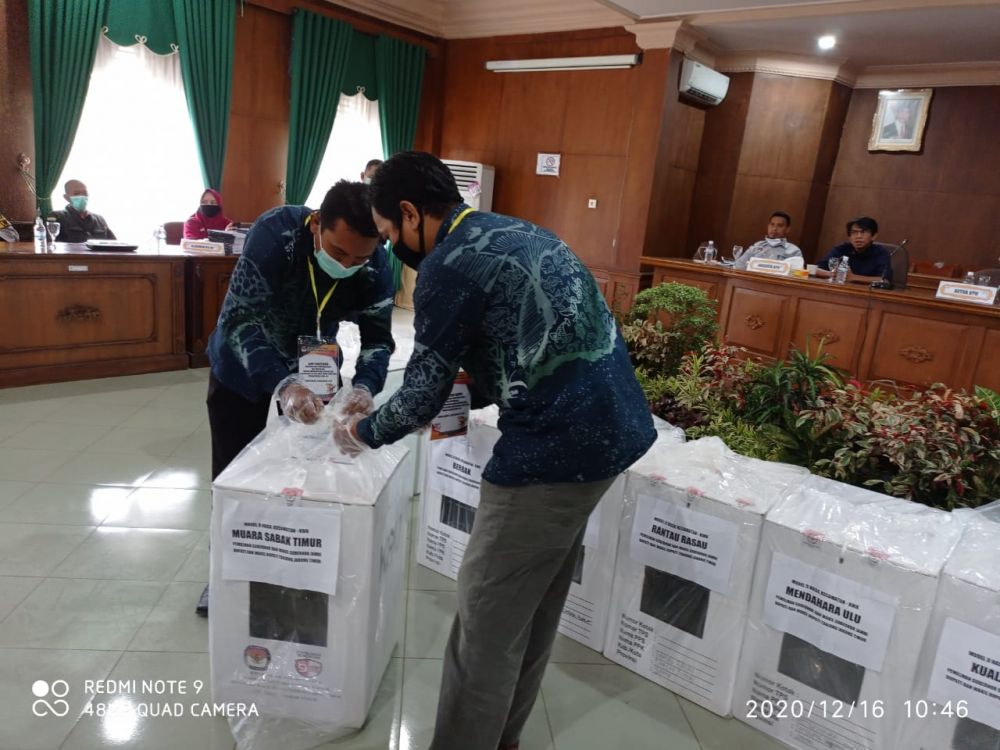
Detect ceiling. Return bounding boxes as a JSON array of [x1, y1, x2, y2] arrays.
[[329, 0, 1000, 80]]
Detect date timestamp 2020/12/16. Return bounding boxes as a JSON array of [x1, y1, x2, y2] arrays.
[[745, 699, 970, 720]]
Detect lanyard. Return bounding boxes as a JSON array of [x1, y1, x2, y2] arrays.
[[449, 207, 474, 235], [307, 259, 338, 338]]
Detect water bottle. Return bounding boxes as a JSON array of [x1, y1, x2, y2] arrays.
[[154, 224, 166, 252], [835, 256, 849, 284], [965, 271, 976, 284], [705, 240, 717, 263], [33, 210, 47, 252]]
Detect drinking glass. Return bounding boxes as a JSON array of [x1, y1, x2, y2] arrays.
[[153, 225, 167, 252], [704, 245, 717, 263], [694, 244, 708, 262], [731, 245, 744, 263], [45, 219, 60, 246], [827, 257, 841, 282]]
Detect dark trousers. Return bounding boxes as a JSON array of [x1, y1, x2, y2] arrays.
[[206, 373, 273, 480]]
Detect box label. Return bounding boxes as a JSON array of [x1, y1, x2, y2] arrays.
[[927, 617, 1000, 730], [630, 494, 738, 596], [763, 552, 897, 671], [220, 497, 341, 596]]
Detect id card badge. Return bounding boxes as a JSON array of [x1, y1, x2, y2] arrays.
[[297, 336, 340, 400]]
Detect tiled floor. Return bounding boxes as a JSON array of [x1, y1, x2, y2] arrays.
[[0, 310, 786, 750]]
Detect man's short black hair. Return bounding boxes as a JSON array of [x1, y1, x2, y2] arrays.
[[369, 151, 462, 228], [770, 211, 792, 226], [319, 180, 378, 238], [365, 159, 383, 171], [846, 216, 879, 235]]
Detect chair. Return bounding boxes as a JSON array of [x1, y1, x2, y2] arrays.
[[911, 260, 962, 278], [884, 243, 908, 289], [163, 221, 184, 245]]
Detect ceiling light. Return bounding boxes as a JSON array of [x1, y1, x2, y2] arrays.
[[485, 54, 641, 73], [818, 35, 837, 51]]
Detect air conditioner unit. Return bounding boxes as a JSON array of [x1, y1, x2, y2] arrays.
[[443, 159, 495, 212], [679, 58, 730, 106]]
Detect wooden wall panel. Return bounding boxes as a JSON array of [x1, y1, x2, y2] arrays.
[[221, 5, 291, 223], [0, 0, 36, 221], [554, 155, 626, 268], [821, 86, 1000, 269]]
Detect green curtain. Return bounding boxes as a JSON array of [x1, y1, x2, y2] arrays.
[[29, 0, 109, 215], [342, 32, 378, 101], [286, 10, 354, 206], [374, 36, 425, 158], [172, 0, 234, 190], [104, 0, 178, 54]]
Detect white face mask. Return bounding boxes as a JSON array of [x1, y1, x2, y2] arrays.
[[765, 237, 785, 247], [362, 177, 372, 185]]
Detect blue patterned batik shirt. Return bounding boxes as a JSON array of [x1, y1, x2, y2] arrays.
[[357, 205, 655, 486], [207, 205, 395, 402]]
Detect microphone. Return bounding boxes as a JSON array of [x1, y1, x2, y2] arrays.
[[871, 239, 907, 290]]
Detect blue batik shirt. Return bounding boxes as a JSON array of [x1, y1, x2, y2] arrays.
[[207, 205, 395, 402], [357, 205, 656, 486]]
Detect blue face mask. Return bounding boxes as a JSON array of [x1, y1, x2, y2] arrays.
[[314, 230, 364, 279], [69, 196, 89, 212]]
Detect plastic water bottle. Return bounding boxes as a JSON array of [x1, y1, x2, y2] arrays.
[[154, 224, 166, 252], [835, 256, 849, 284], [33, 210, 46, 252], [705, 240, 717, 263]]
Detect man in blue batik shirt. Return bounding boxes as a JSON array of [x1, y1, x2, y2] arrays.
[[334, 152, 655, 750], [198, 180, 394, 616]]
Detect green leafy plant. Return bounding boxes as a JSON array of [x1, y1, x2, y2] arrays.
[[622, 283, 718, 378]]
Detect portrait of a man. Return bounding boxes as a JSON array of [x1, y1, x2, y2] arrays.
[[869, 88, 933, 152]]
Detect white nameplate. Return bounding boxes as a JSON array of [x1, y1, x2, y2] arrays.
[[747, 258, 791, 276], [67, 265, 89, 272], [936, 281, 997, 305], [180, 239, 226, 255]]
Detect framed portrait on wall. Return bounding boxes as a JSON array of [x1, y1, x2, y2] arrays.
[[868, 88, 933, 152]]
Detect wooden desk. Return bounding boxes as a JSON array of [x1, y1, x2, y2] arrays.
[[0, 242, 234, 387], [641, 257, 1000, 391]]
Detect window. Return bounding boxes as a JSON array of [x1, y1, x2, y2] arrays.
[[305, 92, 383, 209], [54, 36, 203, 245]]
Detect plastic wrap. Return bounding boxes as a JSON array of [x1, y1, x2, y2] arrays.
[[732, 475, 965, 750], [902, 500, 1000, 750], [210, 396, 412, 750], [603, 437, 809, 716]]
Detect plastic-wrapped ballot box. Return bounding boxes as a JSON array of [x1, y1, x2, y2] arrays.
[[902, 501, 1000, 750], [604, 437, 808, 715], [415, 402, 684, 651], [733, 477, 964, 750], [210, 413, 411, 750]]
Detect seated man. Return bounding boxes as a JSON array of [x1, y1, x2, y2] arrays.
[[734, 211, 802, 270], [816, 216, 892, 284], [53, 179, 116, 243]]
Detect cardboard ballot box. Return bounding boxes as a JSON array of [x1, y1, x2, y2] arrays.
[[604, 438, 807, 715], [210, 415, 411, 750], [733, 477, 963, 750], [903, 502, 1000, 750]]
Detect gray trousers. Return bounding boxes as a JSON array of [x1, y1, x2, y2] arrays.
[[429, 476, 617, 750]]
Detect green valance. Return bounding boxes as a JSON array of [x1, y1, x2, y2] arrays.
[[342, 32, 377, 100], [103, 0, 179, 54]]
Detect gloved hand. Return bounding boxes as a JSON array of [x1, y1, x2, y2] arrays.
[[278, 382, 325, 424], [342, 385, 375, 416], [334, 413, 369, 457]]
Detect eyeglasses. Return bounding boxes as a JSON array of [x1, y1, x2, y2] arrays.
[[849, 229, 872, 237]]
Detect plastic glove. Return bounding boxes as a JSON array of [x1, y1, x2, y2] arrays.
[[334, 413, 369, 457], [278, 382, 325, 425], [342, 385, 375, 416]]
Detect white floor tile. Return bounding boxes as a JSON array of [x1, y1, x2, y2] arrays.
[[0, 419, 30, 441], [48, 452, 166, 487], [170, 430, 212, 459], [86, 427, 193, 457], [173, 531, 210, 583], [678, 697, 790, 750], [0, 523, 94, 576], [102, 488, 211, 530], [60, 651, 234, 750], [311, 658, 403, 750], [2, 483, 130, 526], [0, 576, 43, 621], [404, 590, 456, 659], [0, 448, 78, 483], [1, 421, 110, 452], [50, 527, 200, 582], [0, 480, 36, 511], [548, 633, 613, 665], [542, 663, 701, 750], [128, 582, 208, 653], [0, 647, 121, 750], [0, 578, 164, 650], [119, 405, 208, 433], [39, 401, 141, 427], [141, 456, 213, 490]]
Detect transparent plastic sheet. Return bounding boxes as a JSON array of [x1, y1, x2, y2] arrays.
[[604, 437, 809, 715], [732, 475, 965, 750], [210, 385, 411, 750], [902, 499, 1000, 750]]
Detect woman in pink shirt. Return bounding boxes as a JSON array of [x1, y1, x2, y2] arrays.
[[183, 188, 232, 239]]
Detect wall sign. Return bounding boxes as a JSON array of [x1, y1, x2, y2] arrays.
[[536, 153, 560, 176]]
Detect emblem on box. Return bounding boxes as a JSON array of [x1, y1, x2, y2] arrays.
[[295, 658, 323, 678], [244, 645, 271, 671]]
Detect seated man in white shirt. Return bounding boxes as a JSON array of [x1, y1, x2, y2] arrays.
[[734, 211, 803, 270]]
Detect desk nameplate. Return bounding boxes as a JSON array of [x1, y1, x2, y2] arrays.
[[935, 281, 997, 306], [747, 258, 791, 276]]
